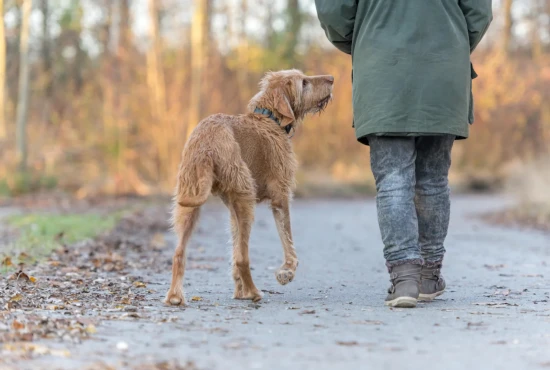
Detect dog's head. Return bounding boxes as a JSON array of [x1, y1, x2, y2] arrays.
[[247, 69, 334, 128]]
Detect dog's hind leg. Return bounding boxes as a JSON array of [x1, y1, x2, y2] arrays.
[[270, 196, 299, 285], [227, 195, 262, 302], [229, 197, 262, 302], [164, 206, 201, 306]]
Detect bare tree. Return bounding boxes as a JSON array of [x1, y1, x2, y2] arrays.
[[41, 0, 52, 95], [284, 0, 302, 64], [147, 0, 167, 120], [186, 0, 208, 139], [0, 0, 6, 139], [502, 0, 514, 54], [40, 0, 53, 125], [15, 0, 32, 171], [237, 0, 249, 104]]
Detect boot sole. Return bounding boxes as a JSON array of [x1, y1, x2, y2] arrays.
[[418, 289, 445, 301], [384, 296, 417, 308]]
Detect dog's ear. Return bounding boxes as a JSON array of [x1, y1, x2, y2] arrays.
[[274, 87, 295, 127]]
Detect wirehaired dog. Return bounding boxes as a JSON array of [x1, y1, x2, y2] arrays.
[[165, 70, 334, 305]]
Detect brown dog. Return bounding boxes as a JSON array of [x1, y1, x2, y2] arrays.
[[165, 69, 334, 305]]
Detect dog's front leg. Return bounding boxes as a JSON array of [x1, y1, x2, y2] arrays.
[[271, 197, 298, 285]]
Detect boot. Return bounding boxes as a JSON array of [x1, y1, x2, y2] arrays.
[[419, 264, 446, 301], [385, 264, 421, 308]]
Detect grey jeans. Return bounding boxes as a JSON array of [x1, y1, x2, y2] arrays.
[[368, 135, 454, 267]]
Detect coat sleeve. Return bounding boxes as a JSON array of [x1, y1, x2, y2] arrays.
[[458, 0, 493, 53], [315, 0, 357, 55]]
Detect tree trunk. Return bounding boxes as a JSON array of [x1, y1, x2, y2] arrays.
[[502, 0, 514, 54], [530, 0, 543, 60], [40, 0, 53, 125], [147, 0, 167, 119], [284, 0, 302, 65], [15, 0, 32, 171], [237, 0, 249, 104], [41, 0, 52, 95], [186, 0, 207, 139], [147, 0, 169, 181], [0, 0, 6, 139]]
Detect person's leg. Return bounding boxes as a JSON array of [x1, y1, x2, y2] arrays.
[[369, 136, 422, 308], [414, 135, 454, 300]]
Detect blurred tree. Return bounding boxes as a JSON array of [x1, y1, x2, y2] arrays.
[[15, 0, 32, 171], [40, 0, 52, 125], [502, 0, 514, 54], [237, 0, 250, 103], [186, 0, 210, 138], [147, 0, 167, 121], [0, 0, 6, 139], [529, 0, 543, 60], [41, 0, 52, 95], [283, 0, 303, 65]]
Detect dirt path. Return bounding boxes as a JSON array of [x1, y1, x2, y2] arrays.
[[2, 195, 550, 370]]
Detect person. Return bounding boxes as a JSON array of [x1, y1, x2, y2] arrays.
[[314, 0, 492, 308]]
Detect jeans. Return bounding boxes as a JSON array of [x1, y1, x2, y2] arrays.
[[368, 135, 454, 267]]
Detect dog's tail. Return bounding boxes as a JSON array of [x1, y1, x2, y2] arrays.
[[175, 156, 214, 208]]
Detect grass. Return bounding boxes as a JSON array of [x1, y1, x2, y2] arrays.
[[1, 213, 119, 273]]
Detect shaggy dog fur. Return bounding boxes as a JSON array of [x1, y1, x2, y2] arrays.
[[165, 70, 334, 305]]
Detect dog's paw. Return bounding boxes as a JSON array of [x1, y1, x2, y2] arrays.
[[164, 291, 185, 306], [234, 289, 263, 302], [276, 269, 295, 285]]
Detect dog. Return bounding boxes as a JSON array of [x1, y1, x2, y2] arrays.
[[165, 69, 334, 305]]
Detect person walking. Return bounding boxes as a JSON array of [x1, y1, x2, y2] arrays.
[[314, 0, 492, 307]]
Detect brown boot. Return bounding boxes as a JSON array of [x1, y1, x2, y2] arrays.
[[419, 264, 446, 301], [384, 264, 421, 308]]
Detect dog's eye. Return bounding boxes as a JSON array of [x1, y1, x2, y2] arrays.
[[302, 80, 308, 87]]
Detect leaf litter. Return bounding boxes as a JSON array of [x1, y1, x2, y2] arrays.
[[0, 205, 173, 362]]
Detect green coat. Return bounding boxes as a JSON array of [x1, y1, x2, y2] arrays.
[[315, 0, 492, 144]]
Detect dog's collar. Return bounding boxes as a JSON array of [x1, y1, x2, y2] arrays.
[[254, 107, 294, 136]]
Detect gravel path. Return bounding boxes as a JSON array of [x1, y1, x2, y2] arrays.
[[5, 195, 550, 370]]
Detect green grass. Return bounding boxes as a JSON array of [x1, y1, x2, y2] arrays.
[[1, 213, 119, 273]]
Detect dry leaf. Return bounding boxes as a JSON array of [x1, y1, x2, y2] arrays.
[[85, 324, 97, 334], [9, 294, 23, 302], [29, 276, 37, 283], [191, 296, 203, 302], [133, 281, 146, 288], [2, 256, 13, 266], [8, 270, 31, 282], [337, 341, 359, 346], [12, 320, 25, 330], [151, 233, 166, 249]]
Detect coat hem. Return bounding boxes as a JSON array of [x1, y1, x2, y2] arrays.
[[355, 125, 468, 146]]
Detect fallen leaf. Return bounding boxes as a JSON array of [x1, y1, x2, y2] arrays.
[[337, 341, 359, 346], [1, 256, 13, 266], [29, 276, 37, 283], [352, 320, 384, 325], [191, 296, 203, 302], [133, 281, 146, 288], [9, 294, 23, 302], [8, 270, 30, 282], [484, 264, 506, 271], [85, 325, 97, 334], [473, 302, 518, 307], [151, 233, 166, 249], [12, 320, 25, 330]]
